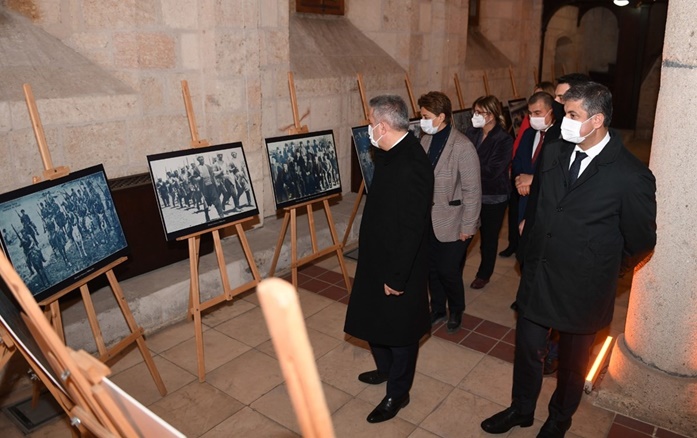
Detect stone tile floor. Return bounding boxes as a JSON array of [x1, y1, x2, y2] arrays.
[[0, 241, 689, 438]]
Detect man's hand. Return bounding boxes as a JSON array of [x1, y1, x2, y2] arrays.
[[459, 232, 472, 241], [384, 284, 404, 296], [515, 174, 534, 196]]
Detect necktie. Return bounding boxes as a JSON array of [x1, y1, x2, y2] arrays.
[[531, 131, 546, 164], [568, 152, 588, 185]]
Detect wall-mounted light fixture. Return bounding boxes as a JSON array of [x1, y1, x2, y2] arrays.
[[614, 0, 630, 5]]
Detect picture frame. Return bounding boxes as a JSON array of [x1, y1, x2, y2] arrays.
[[0, 164, 129, 303], [452, 108, 474, 134], [506, 98, 529, 137], [408, 117, 423, 140], [146, 142, 259, 241], [350, 125, 375, 193], [265, 130, 342, 209]]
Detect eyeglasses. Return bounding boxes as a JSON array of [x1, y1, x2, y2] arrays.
[[473, 110, 490, 116]]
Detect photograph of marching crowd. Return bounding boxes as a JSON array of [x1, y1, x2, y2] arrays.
[[0, 165, 129, 302], [147, 143, 258, 241], [265, 130, 342, 209], [350, 125, 375, 192]]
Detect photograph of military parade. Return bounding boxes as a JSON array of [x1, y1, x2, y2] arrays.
[[265, 130, 342, 209], [147, 143, 259, 241], [0, 165, 129, 302]]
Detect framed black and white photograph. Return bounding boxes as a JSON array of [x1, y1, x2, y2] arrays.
[[408, 117, 423, 140], [265, 130, 342, 209], [506, 98, 529, 137], [0, 165, 129, 303], [350, 125, 375, 193], [452, 108, 474, 134], [146, 142, 259, 241]]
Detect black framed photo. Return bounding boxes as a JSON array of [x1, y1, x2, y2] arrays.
[[408, 117, 423, 140], [0, 165, 129, 303], [506, 98, 529, 137], [265, 130, 342, 209], [146, 142, 259, 241], [452, 108, 474, 134], [350, 125, 375, 193]]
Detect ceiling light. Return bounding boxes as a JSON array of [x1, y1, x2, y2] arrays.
[[614, 0, 630, 5]]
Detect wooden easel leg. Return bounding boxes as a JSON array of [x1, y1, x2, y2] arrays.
[[105, 270, 167, 396], [324, 200, 352, 292], [187, 236, 201, 320], [188, 237, 206, 382], [236, 223, 262, 282], [212, 230, 233, 300], [79, 285, 108, 358], [49, 301, 65, 343], [306, 204, 318, 253], [268, 211, 291, 277], [290, 207, 298, 288], [342, 181, 364, 247]]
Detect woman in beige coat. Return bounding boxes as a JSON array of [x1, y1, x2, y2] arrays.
[[418, 92, 482, 333]]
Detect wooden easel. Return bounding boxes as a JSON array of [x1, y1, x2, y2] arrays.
[[257, 278, 334, 438], [509, 66, 519, 99], [404, 73, 419, 118], [454, 73, 465, 110], [483, 71, 491, 95], [267, 74, 351, 291], [341, 73, 370, 247], [533, 67, 540, 85], [0, 253, 184, 437], [286, 72, 309, 135], [22, 83, 167, 397], [179, 79, 263, 382]]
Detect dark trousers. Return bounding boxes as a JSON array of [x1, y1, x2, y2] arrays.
[[369, 342, 419, 399], [505, 184, 519, 250], [476, 201, 508, 280], [429, 228, 471, 315], [512, 317, 596, 421]]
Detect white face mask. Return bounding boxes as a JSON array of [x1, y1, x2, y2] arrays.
[[420, 117, 440, 135], [471, 113, 486, 128], [368, 122, 384, 148], [561, 115, 596, 144], [529, 109, 552, 131]]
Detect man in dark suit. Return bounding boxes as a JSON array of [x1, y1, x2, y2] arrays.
[[344, 95, 434, 423], [512, 91, 556, 224], [481, 82, 657, 437]]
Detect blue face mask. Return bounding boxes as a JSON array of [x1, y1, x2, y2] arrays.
[[368, 122, 383, 148]]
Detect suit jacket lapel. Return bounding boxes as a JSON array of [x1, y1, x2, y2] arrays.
[[434, 131, 455, 175]]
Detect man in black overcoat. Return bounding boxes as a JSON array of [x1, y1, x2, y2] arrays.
[[344, 95, 434, 423], [481, 82, 657, 438]]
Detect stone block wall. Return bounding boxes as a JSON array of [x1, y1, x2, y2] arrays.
[[1, 0, 544, 217]]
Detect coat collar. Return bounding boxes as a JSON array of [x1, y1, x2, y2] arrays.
[[553, 129, 623, 189]]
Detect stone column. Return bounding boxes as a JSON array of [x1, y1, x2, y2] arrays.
[[595, 1, 697, 436]]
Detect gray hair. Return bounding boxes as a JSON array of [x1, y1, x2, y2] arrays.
[[369, 95, 410, 131], [563, 81, 613, 127]]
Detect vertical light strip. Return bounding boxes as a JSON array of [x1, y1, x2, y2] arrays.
[[584, 336, 614, 393]]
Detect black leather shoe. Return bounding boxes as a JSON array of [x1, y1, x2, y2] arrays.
[[446, 312, 462, 333], [481, 406, 534, 434], [366, 394, 410, 423], [430, 310, 447, 325], [498, 246, 517, 257], [358, 370, 388, 385], [537, 418, 571, 438]]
